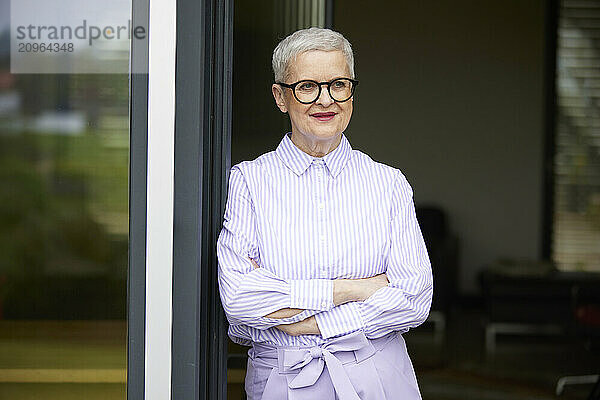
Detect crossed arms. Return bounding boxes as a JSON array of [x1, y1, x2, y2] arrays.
[[251, 257, 390, 336], [216, 167, 433, 340]]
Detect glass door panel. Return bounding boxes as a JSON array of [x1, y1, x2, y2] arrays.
[[0, 1, 132, 398]]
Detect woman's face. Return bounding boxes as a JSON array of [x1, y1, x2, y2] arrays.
[[272, 50, 354, 147]]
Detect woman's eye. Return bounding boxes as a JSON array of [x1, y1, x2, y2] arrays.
[[299, 82, 317, 91], [332, 80, 347, 89]]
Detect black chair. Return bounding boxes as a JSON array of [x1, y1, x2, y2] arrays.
[[415, 206, 459, 344]]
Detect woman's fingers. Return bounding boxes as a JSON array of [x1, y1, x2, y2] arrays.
[[376, 273, 389, 285], [333, 273, 389, 303], [249, 258, 260, 269], [359, 273, 389, 301]]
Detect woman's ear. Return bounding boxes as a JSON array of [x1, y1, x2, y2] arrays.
[[272, 84, 288, 113]]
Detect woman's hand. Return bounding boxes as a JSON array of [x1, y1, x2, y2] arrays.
[[333, 273, 389, 305], [355, 273, 390, 301], [275, 316, 321, 336]]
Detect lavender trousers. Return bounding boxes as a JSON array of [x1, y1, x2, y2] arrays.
[[244, 331, 422, 400]]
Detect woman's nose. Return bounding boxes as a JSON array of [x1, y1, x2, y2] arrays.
[[315, 85, 334, 106]]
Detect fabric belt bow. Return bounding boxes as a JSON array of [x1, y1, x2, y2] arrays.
[[277, 331, 374, 400]]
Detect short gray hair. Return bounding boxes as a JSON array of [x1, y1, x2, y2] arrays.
[[272, 27, 355, 82]]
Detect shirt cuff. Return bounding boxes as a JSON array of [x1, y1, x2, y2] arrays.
[[289, 279, 334, 311], [315, 302, 365, 339]]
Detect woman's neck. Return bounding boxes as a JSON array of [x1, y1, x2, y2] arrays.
[[290, 133, 342, 158]]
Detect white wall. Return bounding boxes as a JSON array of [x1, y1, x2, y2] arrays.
[[335, 1, 547, 294]]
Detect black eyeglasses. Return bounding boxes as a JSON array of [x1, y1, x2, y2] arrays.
[[276, 78, 359, 104]]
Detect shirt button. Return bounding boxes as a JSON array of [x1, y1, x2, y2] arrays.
[[321, 301, 328, 308], [320, 235, 325, 241], [319, 202, 324, 209]]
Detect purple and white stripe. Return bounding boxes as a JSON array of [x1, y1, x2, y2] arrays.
[[216, 132, 433, 346]]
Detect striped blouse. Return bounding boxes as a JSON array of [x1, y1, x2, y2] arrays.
[[216, 132, 433, 346]]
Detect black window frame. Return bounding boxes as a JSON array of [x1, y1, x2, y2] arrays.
[[171, 0, 232, 399]]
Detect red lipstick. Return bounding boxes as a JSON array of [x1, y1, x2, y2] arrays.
[[310, 112, 337, 122]]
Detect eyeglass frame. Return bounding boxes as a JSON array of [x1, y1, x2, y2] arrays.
[[275, 78, 359, 104]]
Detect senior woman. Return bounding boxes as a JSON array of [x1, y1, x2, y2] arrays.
[[217, 27, 433, 400]]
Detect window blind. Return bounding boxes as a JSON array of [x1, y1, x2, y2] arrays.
[[553, 0, 600, 271]]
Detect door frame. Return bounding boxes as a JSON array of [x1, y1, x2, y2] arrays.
[[171, 0, 232, 398], [128, 0, 232, 398]]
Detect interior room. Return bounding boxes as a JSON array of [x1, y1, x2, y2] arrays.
[[227, 0, 600, 399]]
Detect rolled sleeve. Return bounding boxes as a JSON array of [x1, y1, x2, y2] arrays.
[[314, 302, 364, 339]]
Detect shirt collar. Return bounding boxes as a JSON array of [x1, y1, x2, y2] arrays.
[[275, 132, 352, 178]]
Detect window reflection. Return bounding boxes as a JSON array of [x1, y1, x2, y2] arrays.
[[0, 2, 128, 398]]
